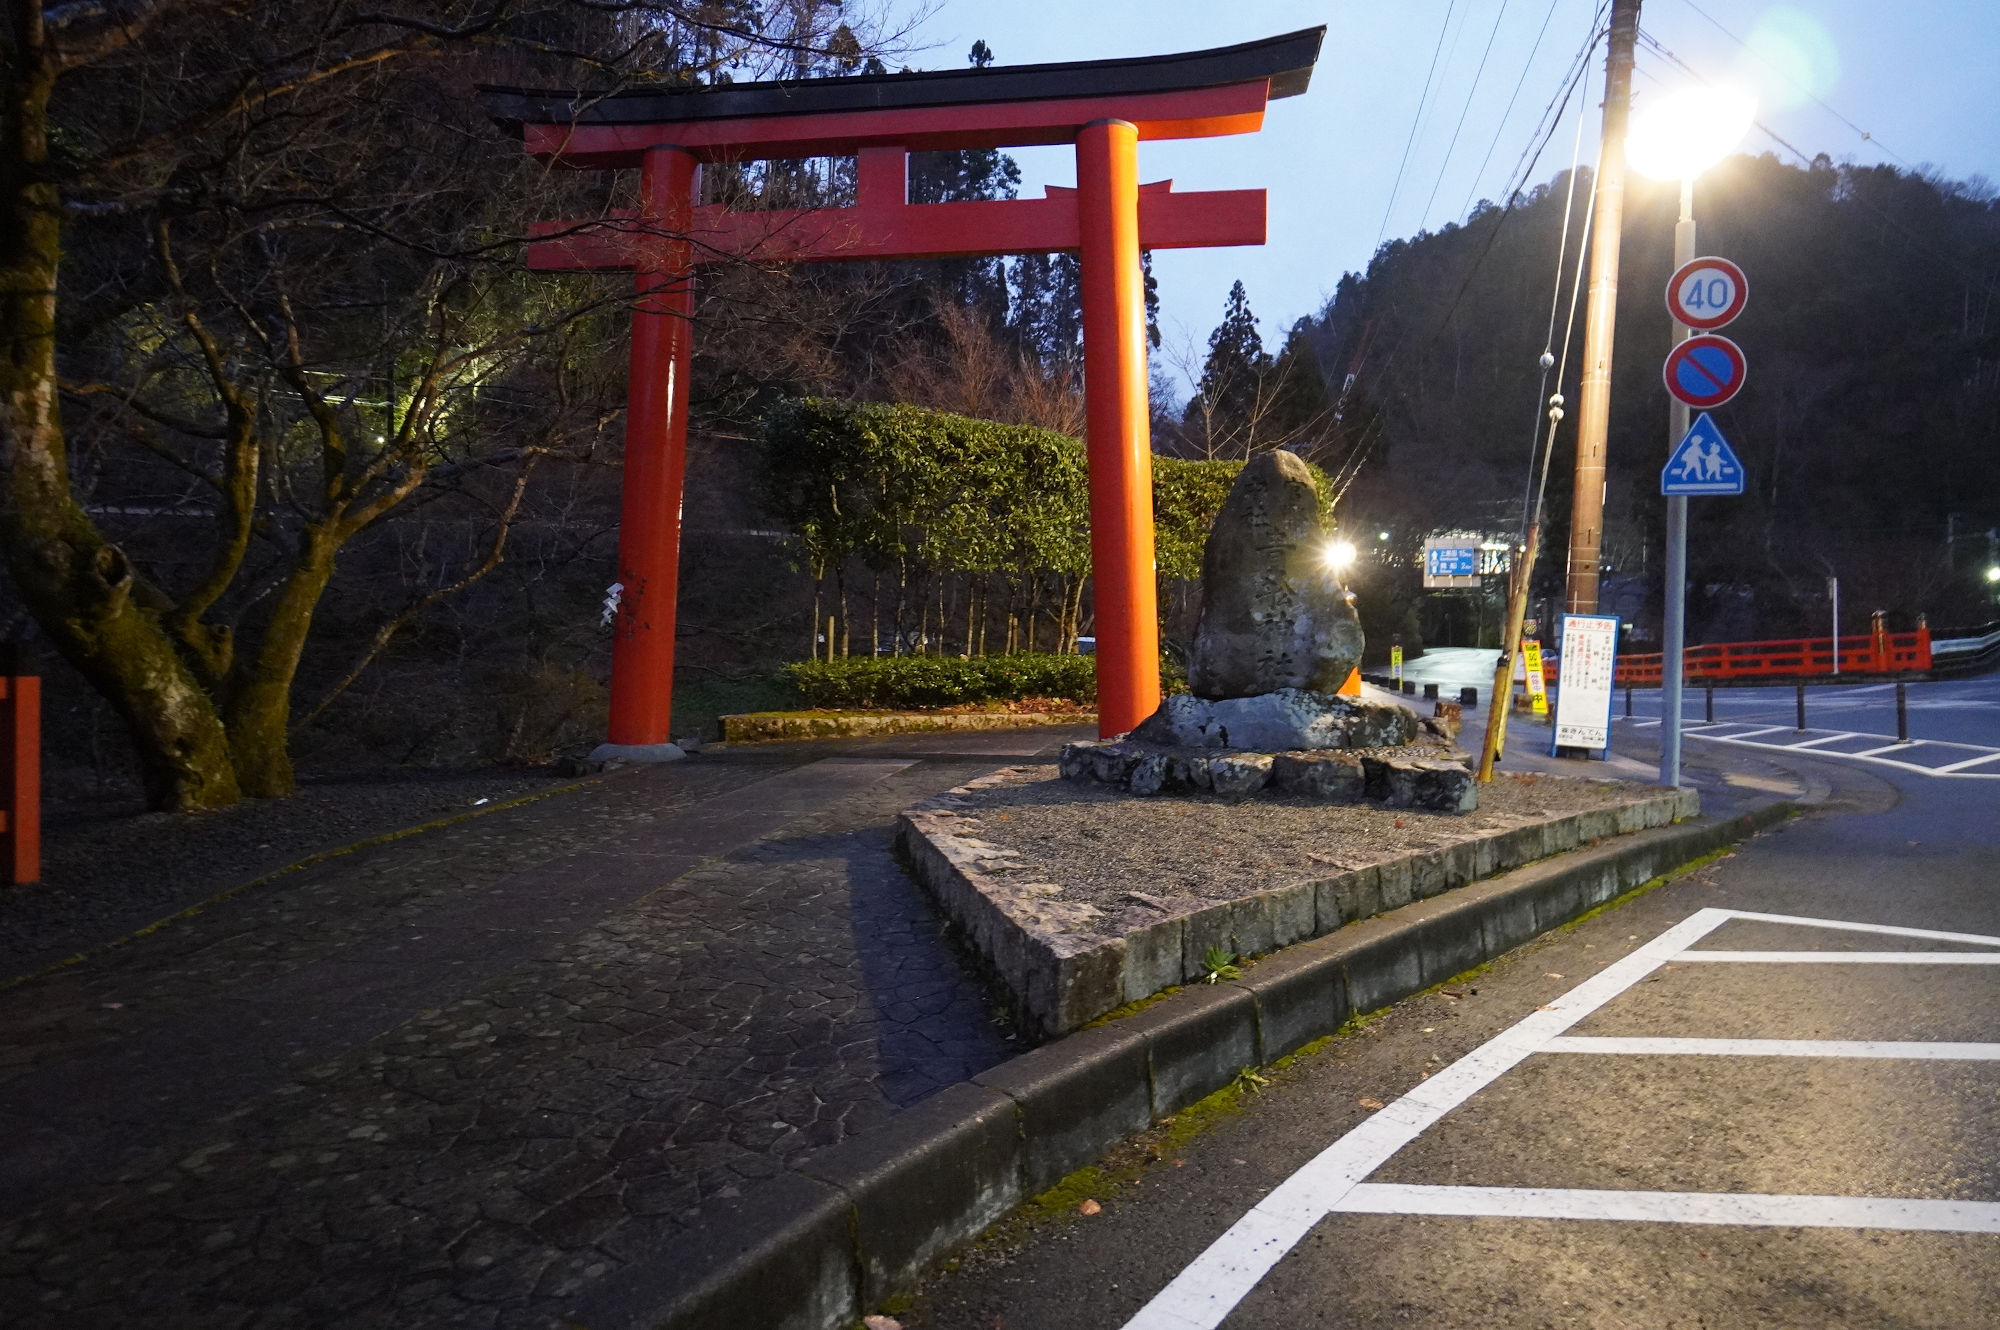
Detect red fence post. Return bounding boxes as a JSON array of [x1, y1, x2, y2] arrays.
[[607, 145, 698, 746], [1077, 118, 1162, 738], [2, 648, 39, 886]]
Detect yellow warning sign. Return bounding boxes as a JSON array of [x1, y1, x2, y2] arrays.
[[1523, 639, 1548, 716], [1390, 645, 1403, 682]]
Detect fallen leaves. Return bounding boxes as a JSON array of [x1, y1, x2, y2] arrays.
[[1078, 1198, 1102, 1216], [1544, 972, 1564, 979], [1358, 1097, 1386, 1110]]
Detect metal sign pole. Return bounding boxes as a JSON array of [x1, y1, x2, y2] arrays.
[[1661, 177, 1695, 787]]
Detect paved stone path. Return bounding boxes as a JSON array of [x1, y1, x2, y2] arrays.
[[0, 727, 1089, 1328]]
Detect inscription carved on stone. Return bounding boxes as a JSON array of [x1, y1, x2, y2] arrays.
[[1188, 449, 1364, 700]]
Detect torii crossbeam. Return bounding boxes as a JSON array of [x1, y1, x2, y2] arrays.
[[483, 28, 1323, 744]]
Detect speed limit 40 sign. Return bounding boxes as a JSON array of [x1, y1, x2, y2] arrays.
[[1666, 255, 1748, 330]]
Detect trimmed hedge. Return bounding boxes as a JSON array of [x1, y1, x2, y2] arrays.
[[760, 398, 1335, 583], [784, 652, 1099, 709]]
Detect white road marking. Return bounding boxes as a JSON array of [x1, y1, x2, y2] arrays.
[[1935, 751, 2000, 773], [1118, 907, 2000, 1330], [1677, 951, 2000, 964], [1783, 732, 1861, 749], [1330, 1185, 2000, 1233], [1544, 1036, 2000, 1059], [1716, 910, 2000, 947], [1117, 908, 1736, 1330], [1664, 728, 2000, 779]]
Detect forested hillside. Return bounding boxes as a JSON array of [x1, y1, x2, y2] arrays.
[[1304, 152, 2000, 642]]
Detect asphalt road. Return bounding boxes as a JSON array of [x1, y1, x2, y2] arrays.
[[904, 707, 2000, 1330]]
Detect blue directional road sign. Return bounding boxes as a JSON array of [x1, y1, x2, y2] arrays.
[[1425, 544, 1477, 577], [1661, 411, 1745, 496]]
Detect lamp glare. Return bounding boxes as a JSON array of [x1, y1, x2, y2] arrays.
[[1627, 86, 1757, 181]]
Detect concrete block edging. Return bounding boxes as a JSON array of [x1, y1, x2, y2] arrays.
[[898, 778, 1700, 1036], [570, 799, 1792, 1330]]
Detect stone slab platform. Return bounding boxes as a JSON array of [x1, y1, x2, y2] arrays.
[[897, 772, 1700, 1036]]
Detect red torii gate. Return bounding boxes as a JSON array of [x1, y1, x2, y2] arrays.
[[483, 28, 1323, 744]]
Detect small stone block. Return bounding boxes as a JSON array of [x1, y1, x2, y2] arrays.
[[1207, 753, 1274, 800], [1269, 750, 1365, 802]]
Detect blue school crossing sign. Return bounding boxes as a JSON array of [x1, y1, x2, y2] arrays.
[[1662, 411, 1744, 496]]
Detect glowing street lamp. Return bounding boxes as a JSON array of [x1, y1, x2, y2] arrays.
[[1325, 540, 1358, 574], [1626, 87, 1757, 183], [1627, 85, 1755, 789]]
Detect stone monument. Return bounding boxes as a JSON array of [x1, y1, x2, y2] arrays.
[[1061, 449, 1475, 811]]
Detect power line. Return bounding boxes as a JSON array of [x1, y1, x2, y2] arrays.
[[1455, 0, 1566, 221], [1340, 16, 1609, 483], [1418, 0, 1516, 229], [1634, 31, 2000, 301], [1376, 1, 1461, 251], [1672, 0, 1911, 167]]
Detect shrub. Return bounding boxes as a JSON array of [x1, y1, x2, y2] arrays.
[[783, 652, 1099, 709]]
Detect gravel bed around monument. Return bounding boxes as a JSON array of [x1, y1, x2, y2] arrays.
[[944, 763, 1650, 914]]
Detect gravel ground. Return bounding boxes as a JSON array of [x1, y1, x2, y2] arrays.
[[948, 766, 1661, 914], [2, 767, 586, 979]]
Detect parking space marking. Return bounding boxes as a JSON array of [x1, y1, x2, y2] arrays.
[[1543, 1036, 2000, 1059], [1119, 908, 2000, 1330], [1782, 731, 1861, 749], [1618, 716, 2000, 778], [1331, 1185, 2000, 1232], [1678, 950, 2000, 964]]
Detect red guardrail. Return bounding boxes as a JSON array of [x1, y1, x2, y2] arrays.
[[1614, 621, 1931, 687], [2, 648, 38, 886]]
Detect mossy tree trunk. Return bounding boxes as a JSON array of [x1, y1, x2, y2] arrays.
[[1, 8, 240, 810]]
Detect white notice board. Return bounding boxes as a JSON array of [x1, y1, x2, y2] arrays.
[[1551, 613, 1620, 755]]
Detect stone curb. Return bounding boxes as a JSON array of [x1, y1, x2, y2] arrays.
[[565, 798, 1793, 1330], [720, 710, 1095, 743]]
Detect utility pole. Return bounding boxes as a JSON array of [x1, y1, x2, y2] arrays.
[[1563, 0, 1642, 614]]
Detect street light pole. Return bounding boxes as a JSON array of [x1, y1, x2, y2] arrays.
[[1660, 177, 1695, 787]]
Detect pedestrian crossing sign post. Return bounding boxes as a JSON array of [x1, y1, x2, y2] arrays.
[[1662, 411, 1744, 496]]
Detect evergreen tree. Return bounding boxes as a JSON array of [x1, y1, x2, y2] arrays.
[[1199, 280, 1268, 413]]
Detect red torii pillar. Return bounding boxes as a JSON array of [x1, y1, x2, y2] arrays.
[[485, 28, 1323, 742]]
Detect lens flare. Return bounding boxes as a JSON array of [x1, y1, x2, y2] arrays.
[[1739, 7, 1841, 111]]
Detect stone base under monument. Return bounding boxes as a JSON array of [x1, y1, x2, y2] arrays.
[[1064, 686, 1475, 812], [896, 766, 1698, 1036]]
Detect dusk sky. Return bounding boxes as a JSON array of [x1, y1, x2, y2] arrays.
[[903, 1, 2000, 393]]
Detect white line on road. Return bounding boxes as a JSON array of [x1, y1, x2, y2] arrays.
[[1543, 1036, 2000, 1059], [1117, 906, 2000, 1330], [1716, 909, 2000, 947], [1677, 951, 2000, 964], [1116, 908, 1737, 1330], [1935, 751, 2000, 773], [1329, 1185, 2000, 1233], [1783, 732, 1861, 749]]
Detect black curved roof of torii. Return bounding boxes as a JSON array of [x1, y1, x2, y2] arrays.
[[481, 27, 1324, 131]]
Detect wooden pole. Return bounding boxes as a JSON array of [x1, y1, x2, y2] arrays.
[[1563, 0, 1642, 614]]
